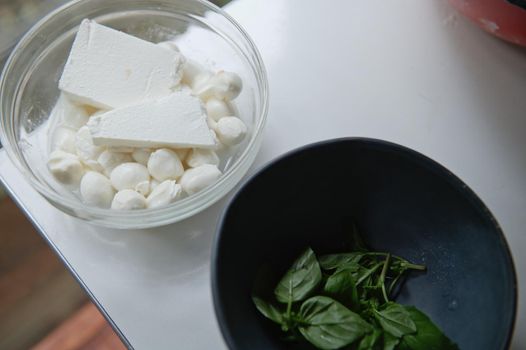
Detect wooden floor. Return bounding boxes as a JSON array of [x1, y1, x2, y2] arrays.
[[0, 195, 125, 350], [32, 303, 125, 350]]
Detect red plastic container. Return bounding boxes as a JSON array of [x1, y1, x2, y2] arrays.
[[449, 0, 526, 46]]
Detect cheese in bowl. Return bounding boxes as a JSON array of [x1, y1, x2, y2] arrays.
[[47, 19, 247, 210]]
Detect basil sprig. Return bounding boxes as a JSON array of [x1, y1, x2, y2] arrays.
[[252, 227, 459, 350]]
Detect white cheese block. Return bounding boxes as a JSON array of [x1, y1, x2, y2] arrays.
[[87, 91, 215, 149], [59, 19, 184, 109]]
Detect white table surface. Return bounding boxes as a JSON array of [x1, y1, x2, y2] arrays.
[[1, 0, 525, 348]]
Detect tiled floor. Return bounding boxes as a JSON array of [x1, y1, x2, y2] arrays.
[[0, 195, 124, 350]]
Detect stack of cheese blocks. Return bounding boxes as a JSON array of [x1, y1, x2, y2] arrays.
[[47, 19, 247, 210]]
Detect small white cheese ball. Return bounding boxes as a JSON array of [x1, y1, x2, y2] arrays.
[[209, 129, 224, 151], [180, 164, 222, 195], [150, 179, 160, 192], [97, 150, 133, 176], [135, 180, 151, 196], [183, 60, 212, 89], [146, 180, 183, 209], [111, 189, 147, 210], [195, 71, 242, 101], [80, 171, 115, 208], [48, 150, 85, 186], [131, 148, 152, 166], [75, 126, 104, 171], [54, 94, 89, 129], [206, 116, 217, 130], [186, 149, 220, 168], [206, 98, 232, 121], [62, 106, 89, 130], [110, 163, 150, 191], [157, 41, 180, 52], [215, 117, 247, 146], [174, 148, 189, 162], [51, 127, 77, 153], [147, 149, 184, 181]]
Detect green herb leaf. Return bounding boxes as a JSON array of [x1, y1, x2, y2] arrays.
[[383, 332, 400, 350], [358, 328, 382, 350], [298, 296, 373, 350], [252, 296, 284, 325], [319, 253, 364, 270], [274, 248, 322, 303], [397, 306, 459, 350], [374, 302, 416, 338], [323, 268, 359, 308], [357, 262, 384, 286], [338, 262, 365, 277]]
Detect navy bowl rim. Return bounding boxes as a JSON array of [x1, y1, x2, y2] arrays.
[[211, 137, 518, 350]]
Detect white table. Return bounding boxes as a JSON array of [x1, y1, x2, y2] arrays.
[[1, 0, 525, 348]]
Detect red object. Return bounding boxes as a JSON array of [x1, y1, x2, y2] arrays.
[[449, 0, 526, 46]]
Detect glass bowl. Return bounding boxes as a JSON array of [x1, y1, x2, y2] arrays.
[[0, 0, 268, 229]]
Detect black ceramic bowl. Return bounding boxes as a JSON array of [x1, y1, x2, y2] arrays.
[[212, 138, 516, 350]]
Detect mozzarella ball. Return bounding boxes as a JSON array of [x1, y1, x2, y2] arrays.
[[135, 180, 151, 196], [111, 190, 147, 210], [132, 148, 152, 166], [75, 126, 104, 171], [97, 150, 133, 176], [146, 180, 183, 209], [215, 117, 247, 146], [209, 129, 224, 151], [80, 171, 115, 208], [53, 94, 89, 129], [150, 179, 160, 192], [186, 149, 219, 168], [180, 164, 222, 195], [194, 71, 242, 101], [47, 150, 84, 186], [206, 116, 217, 130], [110, 163, 150, 191], [51, 127, 76, 153], [147, 148, 184, 181], [174, 148, 190, 162], [183, 60, 212, 89], [206, 98, 232, 121]]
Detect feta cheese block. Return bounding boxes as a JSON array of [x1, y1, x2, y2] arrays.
[[87, 91, 215, 149], [59, 19, 185, 109]]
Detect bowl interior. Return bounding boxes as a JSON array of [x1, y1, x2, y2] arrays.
[[0, 0, 266, 227], [213, 138, 516, 350]]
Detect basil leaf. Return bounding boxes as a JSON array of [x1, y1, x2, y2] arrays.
[[335, 261, 362, 275], [383, 332, 400, 350], [357, 262, 384, 286], [358, 328, 382, 350], [298, 296, 373, 350], [252, 296, 284, 325], [274, 248, 322, 303], [398, 306, 459, 350], [323, 268, 359, 308], [319, 253, 363, 270], [374, 302, 416, 338]]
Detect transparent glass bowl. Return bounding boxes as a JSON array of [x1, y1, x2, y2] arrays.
[[0, 0, 268, 229]]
